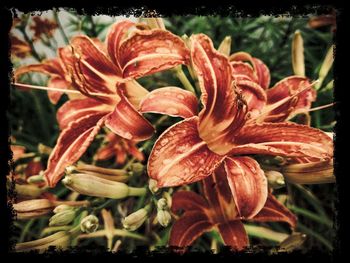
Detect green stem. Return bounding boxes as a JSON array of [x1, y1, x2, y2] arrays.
[[53, 10, 69, 45], [128, 187, 147, 197], [113, 229, 147, 241], [288, 205, 333, 228], [19, 219, 35, 243], [173, 66, 196, 93], [93, 199, 116, 212], [244, 224, 288, 243], [297, 223, 333, 250]]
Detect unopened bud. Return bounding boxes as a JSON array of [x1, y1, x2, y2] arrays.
[[218, 36, 232, 57], [149, 179, 159, 194], [27, 173, 45, 184], [15, 231, 71, 252], [282, 160, 334, 184], [65, 165, 76, 174], [122, 206, 150, 231], [53, 204, 75, 214], [265, 170, 285, 189], [129, 162, 144, 176], [62, 173, 146, 199], [15, 183, 45, 198], [316, 45, 334, 90], [80, 215, 99, 233], [38, 143, 53, 155], [49, 209, 76, 226], [144, 17, 166, 30], [279, 232, 307, 252], [292, 30, 305, 76], [157, 210, 172, 227], [157, 198, 168, 210], [13, 199, 56, 220]]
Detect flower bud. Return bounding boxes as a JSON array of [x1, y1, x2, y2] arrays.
[[27, 173, 46, 184], [218, 36, 232, 57], [38, 143, 53, 155], [80, 215, 99, 233], [316, 45, 334, 89], [279, 232, 307, 252], [144, 17, 166, 30], [157, 198, 168, 210], [281, 160, 334, 184], [129, 162, 144, 176], [265, 170, 285, 189], [122, 206, 150, 231], [149, 179, 159, 194], [15, 231, 71, 252], [62, 173, 146, 199], [53, 204, 75, 214], [156, 210, 172, 227], [49, 209, 76, 226], [15, 183, 45, 198], [292, 30, 305, 77], [13, 199, 56, 220]]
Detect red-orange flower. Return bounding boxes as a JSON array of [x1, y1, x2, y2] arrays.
[[23, 20, 190, 187], [170, 168, 296, 250], [10, 35, 31, 59], [146, 33, 333, 195], [95, 132, 144, 165], [29, 16, 58, 41]]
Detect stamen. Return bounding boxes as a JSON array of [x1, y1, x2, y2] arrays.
[[13, 82, 116, 98], [308, 102, 335, 112]]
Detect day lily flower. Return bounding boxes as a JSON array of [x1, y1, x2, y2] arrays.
[[10, 35, 31, 59], [94, 131, 144, 165], [16, 20, 190, 187], [29, 16, 58, 41], [146, 33, 333, 195], [170, 169, 296, 250]]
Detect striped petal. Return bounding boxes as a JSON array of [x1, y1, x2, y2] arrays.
[[253, 194, 297, 228], [147, 116, 224, 187], [47, 77, 71, 104], [44, 113, 106, 187], [169, 210, 213, 248], [57, 98, 112, 130], [231, 61, 258, 82], [139, 86, 198, 118], [191, 34, 247, 155], [119, 29, 190, 79], [217, 221, 249, 250], [224, 157, 268, 219], [104, 87, 154, 141], [171, 191, 209, 213], [265, 76, 316, 122], [106, 20, 135, 68], [231, 122, 333, 160]]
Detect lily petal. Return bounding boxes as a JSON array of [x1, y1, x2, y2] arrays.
[[231, 61, 258, 82], [224, 157, 268, 219], [139, 86, 198, 118], [253, 194, 297, 228], [172, 191, 209, 213], [123, 80, 149, 108], [231, 122, 333, 160], [217, 220, 249, 250], [191, 34, 247, 155], [44, 113, 106, 187], [169, 210, 213, 247], [266, 76, 316, 122], [104, 87, 154, 141], [47, 77, 71, 104], [148, 116, 224, 187], [69, 35, 122, 96], [57, 98, 112, 130], [106, 20, 135, 68], [119, 29, 190, 79]]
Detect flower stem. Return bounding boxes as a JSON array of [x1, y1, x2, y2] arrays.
[[288, 205, 333, 228], [128, 187, 147, 197]]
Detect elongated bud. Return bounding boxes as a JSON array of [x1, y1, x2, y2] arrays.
[[282, 160, 334, 184], [218, 36, 232, 57], [62, 173, 146, 199], [13, 199, 56, 220], [15, 231, 71, 252], [80, 215, 99, 233], [149, 179, 159, 194], [162, 192, 172, 208], [264, 170, 285, 189], [38, 143, 52, 155], [144, 17, 166, 30], [53, 204, 75, 214], [27, 173, 46, 184], [49, 209, 76, 226], [15, 183, 45, 198], [316, 45, 334, 90], [292, 30, 305, 76], [122, 205, 150, 231], [279, 232, 307, 252], [157, 210, 172, 227]]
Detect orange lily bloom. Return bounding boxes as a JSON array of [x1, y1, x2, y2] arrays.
[[18, 20, 190, 187], [170, 168, 296, 250], [146, 33, 333, 196]]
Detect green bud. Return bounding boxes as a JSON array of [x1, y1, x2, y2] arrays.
[[218, 36, 232, 57], [265, 170, 285, 189], [157, 198, 168, 210], [129, 162, 144, 176], [156, 210, 172, 227], [80, 215, 99, 233], [279, 232, 307, 252], [53, 204, 75, 214], [148, 179, 159, 194], [49, 209, 76, 226], [122, 206, 150, 231]]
